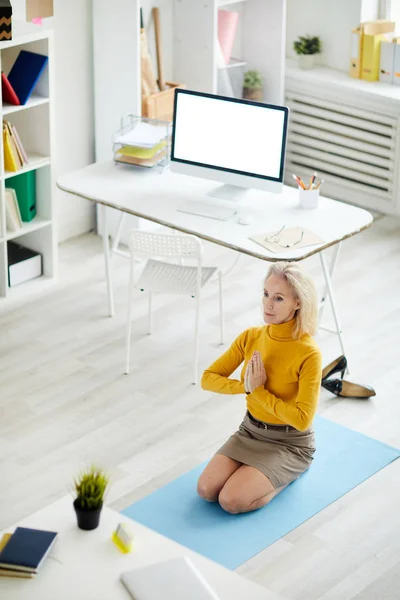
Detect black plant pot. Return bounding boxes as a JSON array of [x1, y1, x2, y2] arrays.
[[73, 499, 103, 531]]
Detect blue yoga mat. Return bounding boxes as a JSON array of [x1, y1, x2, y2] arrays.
[[122, 416, 399, 570]]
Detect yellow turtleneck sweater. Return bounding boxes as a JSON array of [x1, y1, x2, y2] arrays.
[[201, 318, 322, 431]]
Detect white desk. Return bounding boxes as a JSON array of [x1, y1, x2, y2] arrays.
[[0, 496, 276, 600], [57, 161, 373, 356]]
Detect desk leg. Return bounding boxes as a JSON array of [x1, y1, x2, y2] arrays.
[[319, 243, 341, 323], [319, 251, 346, 359], [101, 204, 115, 317], [221, 251, 241, 277]]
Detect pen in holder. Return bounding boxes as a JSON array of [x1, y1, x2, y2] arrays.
[[298, 187, 319, 210]]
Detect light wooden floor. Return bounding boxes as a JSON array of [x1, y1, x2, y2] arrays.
[[1, 215, 399, 599]]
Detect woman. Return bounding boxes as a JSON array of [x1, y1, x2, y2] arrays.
[[198, 261, 321, 515]]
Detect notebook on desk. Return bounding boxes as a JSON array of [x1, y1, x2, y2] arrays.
[[0, 527, 57, 573], [120, 556, 222, 600], [250, 226, 324, 254]]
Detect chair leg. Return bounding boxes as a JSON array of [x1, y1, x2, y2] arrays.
[[148, 290, 153, 334], [218, 271, 224, 345], [125, 255, 135, 375], [193, 291, 201, 385]]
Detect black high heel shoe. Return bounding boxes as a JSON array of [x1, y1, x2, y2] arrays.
[[322, 378, 376, 398], [322, 355, 347, 381]]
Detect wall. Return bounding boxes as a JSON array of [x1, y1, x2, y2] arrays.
[[10, 0, 95, 242], [286, 0, 379, 72]]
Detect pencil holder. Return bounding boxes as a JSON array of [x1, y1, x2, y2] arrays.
[[298, 187, 319, 209]]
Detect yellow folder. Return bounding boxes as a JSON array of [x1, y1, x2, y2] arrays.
[[117, 139, 167, 159], [3, 125, 19, 172], [362, 33, 385, 81]]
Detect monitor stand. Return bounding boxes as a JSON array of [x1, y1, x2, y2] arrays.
[[207, 184, 249, 202]]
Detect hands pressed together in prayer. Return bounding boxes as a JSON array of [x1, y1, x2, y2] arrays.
[[244, 351, 267, 394]]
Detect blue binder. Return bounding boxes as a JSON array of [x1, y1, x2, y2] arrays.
[[7, 50, 48, 105]]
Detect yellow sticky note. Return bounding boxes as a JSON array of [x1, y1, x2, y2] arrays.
[[112, 523, 134, 553]]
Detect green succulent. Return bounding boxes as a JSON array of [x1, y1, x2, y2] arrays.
[[243, 70, 262, 90], [74, 465, 109, 511], [293, 35, 322, 56]]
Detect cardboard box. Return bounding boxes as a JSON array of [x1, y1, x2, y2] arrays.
[[362, 20, 395, 36], [7, 241, 42, 287], [142, 82, 185, 122], [26, 0, 53, 21]]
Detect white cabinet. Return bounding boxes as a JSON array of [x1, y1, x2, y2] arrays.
[[285, 59, 400, 215], [173, 0, 286, 104], [0, 21, 56, 302]]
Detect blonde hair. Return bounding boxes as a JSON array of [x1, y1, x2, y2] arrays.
[[264, 261, 318, 339]]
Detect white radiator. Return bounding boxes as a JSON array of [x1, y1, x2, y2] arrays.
[[284, 92, 399, 213]]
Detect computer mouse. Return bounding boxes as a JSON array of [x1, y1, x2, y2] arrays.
[[237, 214, 253, 226]]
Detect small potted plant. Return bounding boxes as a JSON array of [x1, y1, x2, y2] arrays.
[[293, 35, 322, 69], [73, 465, 110, 531], [242, 70, 263, 101]]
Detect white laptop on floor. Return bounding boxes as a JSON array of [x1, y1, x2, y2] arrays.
[[120, 556, 222, 600]]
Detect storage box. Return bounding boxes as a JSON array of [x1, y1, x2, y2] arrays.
[[7, 170, 36, 221], [7, 241, 42, 287], [142, 82, 185, 122], [0, 0, 12, 41], [26, 0, 54, 21], [379, 38, 399, 83], [394, 43, 400, 86]]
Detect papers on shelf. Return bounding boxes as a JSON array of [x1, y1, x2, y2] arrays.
[[250, 226, 324, 254], [114, 122, 168, 148]]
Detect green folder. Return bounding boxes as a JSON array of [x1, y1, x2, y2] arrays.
[[7, 170, 36, 222]]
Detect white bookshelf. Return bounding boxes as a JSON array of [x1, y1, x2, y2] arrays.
[[173, 0, 286, 104], [218, 0, 248, 7], [0, 21, 56, 301]]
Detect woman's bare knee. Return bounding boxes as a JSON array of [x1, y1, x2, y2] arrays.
[[197, 478, 220, 503], [218, 489, 247, 514], [219, 482, 287, 514], [197, 455, 241, 503]]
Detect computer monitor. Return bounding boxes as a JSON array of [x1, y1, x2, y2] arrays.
[[170, 89, 289, 202]]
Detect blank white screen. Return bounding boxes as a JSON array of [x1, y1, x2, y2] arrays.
[[172, 93, 286, 180]]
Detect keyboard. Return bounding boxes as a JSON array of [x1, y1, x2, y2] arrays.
[[177, 200, 237, 221]]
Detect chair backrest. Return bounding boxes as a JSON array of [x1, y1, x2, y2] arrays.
[[129, 230, 202, 260]]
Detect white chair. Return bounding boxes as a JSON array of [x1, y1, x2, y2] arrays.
[[125, 229, 224, 384]]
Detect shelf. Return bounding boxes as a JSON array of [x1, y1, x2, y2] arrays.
[[218, 57, 247, 70], [218, 0, 247, 6], [285, 59, 400, 103], [0, 20, 52, 50], [0, 19, 55, 304], [2, 95, 50, 116], [6, 217, 52, 241], [3, 153, 51, 180]]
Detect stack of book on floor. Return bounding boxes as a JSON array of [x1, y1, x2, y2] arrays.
[[0, 527, 58, 579], [2, 119, 29, 172], [113, 120, 170, 168]]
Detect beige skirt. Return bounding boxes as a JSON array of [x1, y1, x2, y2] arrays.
[[217, 411, 316, 489]]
